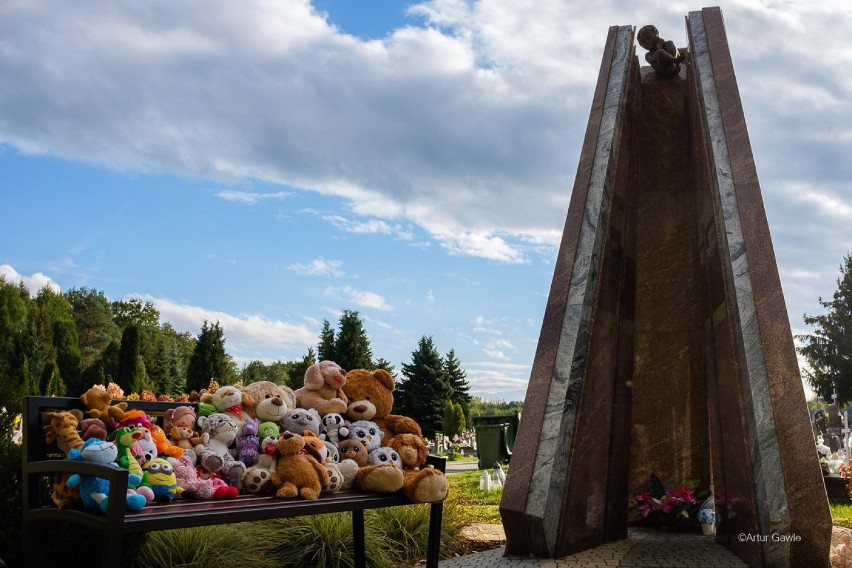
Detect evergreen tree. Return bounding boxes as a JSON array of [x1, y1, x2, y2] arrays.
[[444, 349, 472, 423], [186, 321, 234, 393], [442, 401, 466, 437], [374, 358, 396, 377], [317, 320, 336, 362], [111, 298, 160, 331], [117, 324, 151, 394], [53, 319, 83, 395], [334, 310, 373, 371], [397, 336, 451, 438], [65, 287, 119, 373], [799, 253, 852, 405], [0, 279, 31, 431]]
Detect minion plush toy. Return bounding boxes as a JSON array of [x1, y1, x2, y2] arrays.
[[141, 458, 181, 502]]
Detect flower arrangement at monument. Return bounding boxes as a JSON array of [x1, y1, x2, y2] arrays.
[[629, 473, 703, 530]]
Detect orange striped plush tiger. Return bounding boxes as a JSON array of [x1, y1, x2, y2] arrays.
[[43, 410, 85, 454]]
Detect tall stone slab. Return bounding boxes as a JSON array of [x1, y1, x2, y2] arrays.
[[500, 7, 831, 567]]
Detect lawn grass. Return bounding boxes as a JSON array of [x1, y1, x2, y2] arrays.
[[448, 467, 505, 524]]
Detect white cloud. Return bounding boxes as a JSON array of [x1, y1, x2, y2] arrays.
[[465, 360, 529, 401], [0, 264, 61, 294], [325, 285, 392, 311], [287, 257, 344, 276], [321, 214, 414, 240], [136, 294, 317, 354], [216, 190, 290, 204]]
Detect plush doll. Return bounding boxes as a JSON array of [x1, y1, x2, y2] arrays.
[[256, 435, 279, 471], [119, 411, 158, 466], [51, 472, 81, 509], [258, 421, 280, 441], [323, 440, 340, 464], [200, 385, 249, 427], [140, 458, 181, 502], [80, 386, 127, 424], [280, 408, 322, 437], [238, 418, 260, 466], [294, 361, 348, 416], [79, 417, 108, 441], [348, 420, 384, 452], [342, 368, 421, 440], [242, 465, 275, 495], [150, 424, 184, 459], [240, 381, 296, 423], [338, 438, 369, 467], [195, 413, 246, 490], [271, 432, 329, 500], [163, 405, 208, 457], [322, 462, 345, 493], [43, 410, 85, 454], [321, 413, 350, 444], [387, 433, 448, 504], [169, 454, 238, 499], [110, 425, 145, 487], [66, 438, 147, 512], [337, 459, 361, 491]]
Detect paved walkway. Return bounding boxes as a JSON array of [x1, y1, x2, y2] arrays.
[[438, 528, 748, 567]]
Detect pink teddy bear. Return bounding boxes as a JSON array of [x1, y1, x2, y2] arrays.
[[294, 360, 348, 416]]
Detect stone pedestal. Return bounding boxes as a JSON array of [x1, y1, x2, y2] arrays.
[[499, 8, 832, 567]]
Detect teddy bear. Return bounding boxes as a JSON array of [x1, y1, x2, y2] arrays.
[[280, 408, 322, 437], [336, 435, 403, 494], [387, 433, 448, 504], [194, 413, 247, 490], [242, 465, 275, 495], [338, 438, 369, 467], [201, 384, 251, 427], [240, 381, 296, 423], [163, 405, 208, 456], [150, 424, 184, 459], [342, 368, 421, 440], [80, 386, 127, 424], [79, 417, 108, 441], [294, 360, 348, 416], [270, 432, 329, 500], [321, 413, 350, 444]]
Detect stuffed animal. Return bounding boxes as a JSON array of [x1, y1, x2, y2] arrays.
[[368, 446, 402, 468], [119, 411, 158, 466], [169, 454, 238, 499], [80, 386, 127, 424], [337, 459, 360, 491], [323, 462, 345, 493], [256, 436, 279, 471], [240, 381, 296, 423], [195, 413, 246, 490], [342, 368, 421, 440], [348, 420, 383, 452], [323, 440, 340, 464], [163, 405, 208, 455], [280, 408, 322, 437], [294, 361, 348, 416], [51, 472, 81, 509], [79, 418, 108, 441], [66, 438, 147, 512], [338, 438, 369, 467], [43, 410, 85, 454], [302, 430, 328, 463], [150, 424, 184, 459], [140, 458, 181, 502], [387, 433, 448, 504], [242, 465, 275, 495], [270, 432, 328, 500], [321, 413, 350, 444], [258, 421, 280, 441], [110, 425, 145, 487], [238, 418, 260, 466], [200, 385, 249, 426]]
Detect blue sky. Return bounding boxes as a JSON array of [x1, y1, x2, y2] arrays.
[[2, 1, 851, 401]]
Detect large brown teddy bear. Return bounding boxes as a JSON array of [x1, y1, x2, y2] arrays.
[[388, 433, 448, 504], [240, 380, 296, 423], [80, 387, 127, 423], [294, 361, 348, 416], [342, 368, 421, 440], [271, 432, 329, 500]]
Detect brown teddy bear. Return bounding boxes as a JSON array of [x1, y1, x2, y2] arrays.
[[342, 368, 421, 440], [387, 433, 448, 504], [271, 432, 329, 500], [80, 386, 127, 423], [294, 361, 348, 416], [338, 438, 369, 467], [240, 381, 296, 423]]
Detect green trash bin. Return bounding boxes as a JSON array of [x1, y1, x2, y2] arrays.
[[473, 413, 521, 451], [474, 423, 512, 471]]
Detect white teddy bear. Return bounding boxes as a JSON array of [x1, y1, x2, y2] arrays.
[[195, 413, 246, 490]]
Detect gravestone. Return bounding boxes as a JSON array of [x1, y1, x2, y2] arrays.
[[499, 8, 832, 567]]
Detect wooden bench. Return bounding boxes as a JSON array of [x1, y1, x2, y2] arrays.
[[22, 396, 445, 568]]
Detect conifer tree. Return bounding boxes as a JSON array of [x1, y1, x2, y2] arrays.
[[53, 319, 83, 395], [799, 253, 852, 405], [317, 320, 336, 362], [285, 347, 316, 391], [397, 336, 451, 438], [444, 349, 472, 423], [117, 324, 151, 394], [186, 321, 234, 393], [333, 310, 373, 371]]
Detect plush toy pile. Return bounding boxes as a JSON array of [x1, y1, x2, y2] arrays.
[[48, 363, 448, 511]]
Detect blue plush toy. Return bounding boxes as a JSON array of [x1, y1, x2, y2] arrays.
[[66, 438, 147, 513]]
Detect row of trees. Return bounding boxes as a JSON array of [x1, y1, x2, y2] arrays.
[[0, 278, 478, 438]]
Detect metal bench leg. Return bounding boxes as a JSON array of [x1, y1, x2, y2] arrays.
[[101, 529, 123, 568], [353, 509, 366, 568], [426, 502, 443, 568]]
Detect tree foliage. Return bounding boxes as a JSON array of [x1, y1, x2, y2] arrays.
[[444, 349, 472, 422], [397, 336, 452, 438], [442, 400, 466, 437], [317, 320, 336, 362], [186, 321, 234, 393], [799, 253, 852, 405], [333, 310, 373, 372]]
